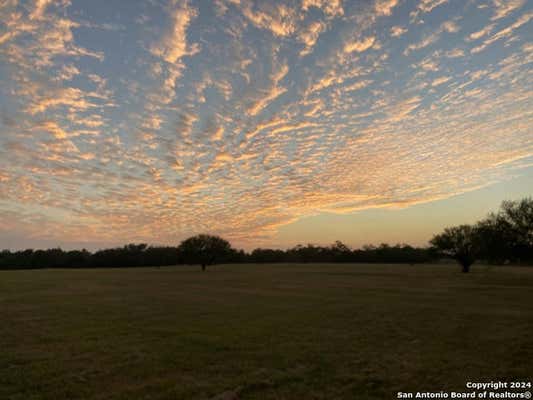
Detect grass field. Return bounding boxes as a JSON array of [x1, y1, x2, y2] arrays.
[[1, 263, 532, 400]]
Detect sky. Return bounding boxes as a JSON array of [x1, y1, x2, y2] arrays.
[[0, 0, 532, 251]]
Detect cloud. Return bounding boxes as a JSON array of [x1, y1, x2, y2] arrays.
[[270, 121, 318, 135], [306, 71, 346, 94], [1, 0, 532, 249], [33, 120, 69, 139], [212, 125, 224, 141], [54, 64, 80, 81], [343, 80, 373, 92], [417, 57, 439, 71], [471, 11, 532, 53], [30, 0, 54, 20], [214, 151, 233, 163], [432, 76, 451, 86], [344, 36, 376, 54], [240, 2, 298, 37], [247, 64, 289, 116], [301, 0, 344, 17], [491, 0, 526, 20], [150, 1, 199, 64], [444, 48, 464, 58], [384, 96, 421, 122], [248, 85, 287, 116], [245, 117, 288, 140], [298, 20, 327, 56], [404, 19, 460, 54], [0, 1, 104, 67], [390, 25, 408, 37], [417, 0, 448, 13], [28, 87, 97, 115], [468, 24, 495, 41], [375, 0, 399, 17], [409, 0, 449, 20]]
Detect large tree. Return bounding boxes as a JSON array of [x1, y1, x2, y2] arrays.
[[496, 198, 533, 263], [476, 198, 533, 264], [430, 225, 479, 272], [177, 234, 233, 271]]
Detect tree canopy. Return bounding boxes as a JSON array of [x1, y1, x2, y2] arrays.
[[430, 225, 479, 272], [177, 234, 234, 270], [430, 197, 533, 271]]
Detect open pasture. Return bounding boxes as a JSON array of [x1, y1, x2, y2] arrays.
[[1, 263, 532, 399]]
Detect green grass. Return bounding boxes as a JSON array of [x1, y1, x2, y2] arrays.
[[1, 263, 532, 399]]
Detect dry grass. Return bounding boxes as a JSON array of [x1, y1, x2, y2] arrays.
[[1, 263, 532, 399]]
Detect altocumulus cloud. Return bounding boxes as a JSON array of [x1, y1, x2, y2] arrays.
[[0, 0, 532, 248]]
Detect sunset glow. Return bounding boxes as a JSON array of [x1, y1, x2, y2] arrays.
[[1, 0, 532, 249]]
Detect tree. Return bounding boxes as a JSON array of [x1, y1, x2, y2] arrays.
[[430, 225, 479, 272], [495, 198, 533, 263], [330, 241, 352, 262], [475, 198, 533, 264], [476, 214, 513, 264], [177, 234, 233, 271]]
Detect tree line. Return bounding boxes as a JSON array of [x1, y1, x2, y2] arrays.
[[0, 240, 432, 270], [1, 198, 531, 271]]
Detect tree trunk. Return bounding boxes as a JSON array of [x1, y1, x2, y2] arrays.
[[201, 263, 206, 271], [457, 254, 474, 273]]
